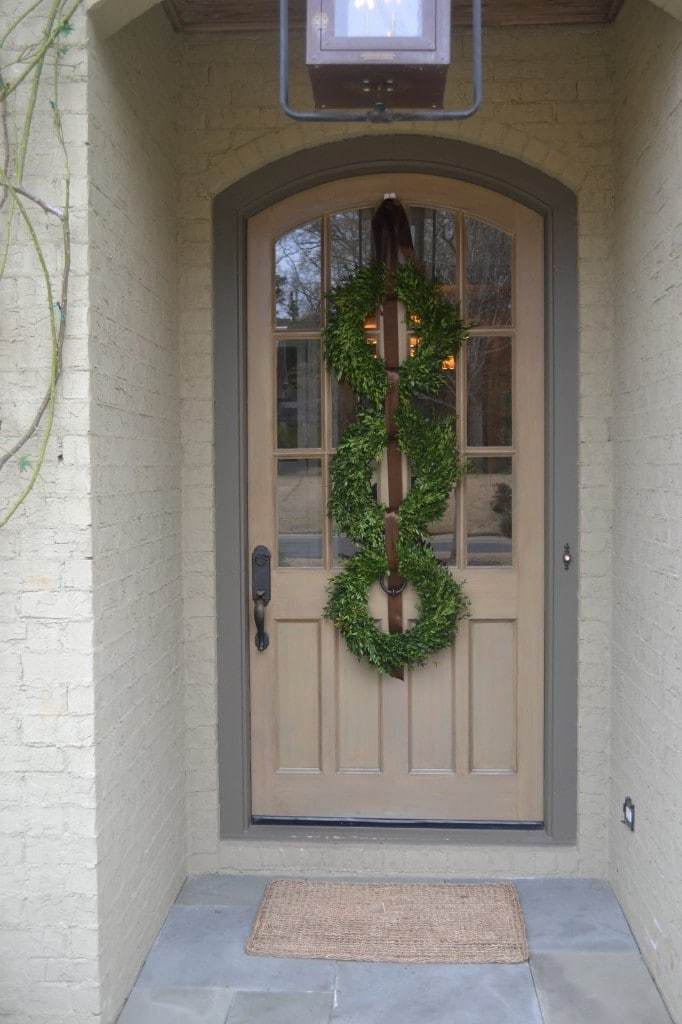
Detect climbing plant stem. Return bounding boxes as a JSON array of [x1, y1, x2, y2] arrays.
[[0, 0, 79, 526]]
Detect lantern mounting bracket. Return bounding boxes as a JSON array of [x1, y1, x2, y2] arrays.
[[280, 0, 483, 123]]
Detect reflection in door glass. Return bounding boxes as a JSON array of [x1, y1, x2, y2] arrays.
[[331, 374, 357, 449], [277, 459, 324, 566], [467, 336, 512, 447], [275, 220, 322, 330], [277, 340, 321, 449], [466, 457, 513, 566], [409, 207, 457, 290], [425, 485, 458, 565], [412, 358, 456, 421], [465, 218, 512, 326], [330, 209, 373, 286], [332, 527, 358, 565]]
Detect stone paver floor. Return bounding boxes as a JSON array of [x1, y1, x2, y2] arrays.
[[118, 876, 674, 1023]]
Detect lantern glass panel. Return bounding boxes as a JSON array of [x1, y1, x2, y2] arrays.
[[334, 0, 424, 39]]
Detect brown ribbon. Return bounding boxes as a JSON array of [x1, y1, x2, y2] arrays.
[[383, 301, 404, 642], [372, 196, 415, 269], [371, 197, 416, 680]]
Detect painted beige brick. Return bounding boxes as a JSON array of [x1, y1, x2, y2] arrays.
[[610, 3, 682, 1020], [0, 2, 98, 1020], [87, 8, 186, 1021]]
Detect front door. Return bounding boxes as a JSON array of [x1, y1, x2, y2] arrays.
[[247, 174, 544, 824]]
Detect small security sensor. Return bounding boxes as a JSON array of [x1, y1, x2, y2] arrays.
[[622, 797, 635, 832]]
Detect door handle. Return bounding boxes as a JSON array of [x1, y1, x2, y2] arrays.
[[251, 545, 271, 652], [253, 595, 268, 652]]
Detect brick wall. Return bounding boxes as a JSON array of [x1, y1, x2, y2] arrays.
[[178, 23, 616, 878], [0, 6, 99, 1021], [610, 2, 682, 1019], [88, 8, 186, 1021]]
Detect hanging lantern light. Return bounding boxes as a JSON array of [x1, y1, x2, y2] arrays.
[[307, 0, 451, 110], [280, 0, 482, 123]]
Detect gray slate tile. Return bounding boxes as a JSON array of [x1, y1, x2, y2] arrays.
[[332, 962, 543, 1024], [176, 875, 439, 909], [515, 878, 637, 953], [178, 874, 268, 908], [135, 906, 336, 992], [530, 953, 673, 1024], [227, 992, 333, 1024], [117, 986, 235, 1024]]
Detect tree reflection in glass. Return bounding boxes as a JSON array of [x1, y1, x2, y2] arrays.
[[465, 218, 512, 327], [275, 220, 322, 330], [409, 207, 457, 296], [467, 336, 512, 447], [330, 209, 373, 286]]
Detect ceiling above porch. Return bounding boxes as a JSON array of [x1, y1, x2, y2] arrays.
[[163, 0, 624, 33]]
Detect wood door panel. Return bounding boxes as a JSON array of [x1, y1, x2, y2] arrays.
[[407, 644, 456, 775], [247, 175, 544, 823], [469, 619, 517, 773], [335, 635, 382, 773], [275, 620, 322, 772], [254, 749, 528, 819]]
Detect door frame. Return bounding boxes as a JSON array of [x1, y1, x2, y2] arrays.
[[214, 135, 579, 845]]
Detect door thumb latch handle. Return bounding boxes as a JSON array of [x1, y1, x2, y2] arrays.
[[253, 594, 268, 652], [252, 545, 271, 652]]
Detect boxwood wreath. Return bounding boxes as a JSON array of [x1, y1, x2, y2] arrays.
[[324, 259, 469, 677]]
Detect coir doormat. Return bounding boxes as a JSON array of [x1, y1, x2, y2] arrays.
[[246, 880, 528, 964]]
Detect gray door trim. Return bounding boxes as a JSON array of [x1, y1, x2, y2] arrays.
[[214, 135, 578, 845]]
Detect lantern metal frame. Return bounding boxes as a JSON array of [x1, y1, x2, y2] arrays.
[[280, 0, 483, 123]]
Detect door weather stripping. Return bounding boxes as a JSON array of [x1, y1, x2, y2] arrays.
[[253, 815, 545, 831], [279, 0, 483, 124]]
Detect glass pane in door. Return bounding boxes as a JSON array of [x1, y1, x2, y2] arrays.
[[277, 340, 322, 449], [330, 209, 372, 286], [408, 207, 457, 289], [275, 220, 322, 330], [465, 217, 512, 326], [466, 457, 513, 566], [467, 336, 512, 447], [426, 487, 458, 564], [277, 459, 324, 566]]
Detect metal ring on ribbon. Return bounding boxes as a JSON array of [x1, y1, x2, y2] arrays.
[[379, 576, 408, 597]]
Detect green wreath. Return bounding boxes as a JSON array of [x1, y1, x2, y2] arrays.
[[324, 260, 469, 677]]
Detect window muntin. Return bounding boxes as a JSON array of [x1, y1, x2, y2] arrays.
[[273, 206, 515, 568]]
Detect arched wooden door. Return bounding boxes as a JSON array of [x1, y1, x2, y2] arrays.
[[247, 174, 544, 824]]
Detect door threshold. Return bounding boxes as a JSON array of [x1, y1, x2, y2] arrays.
[[251, 815, 545, 830]]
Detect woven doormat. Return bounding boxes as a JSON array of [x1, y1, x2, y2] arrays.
[[246, 880, 528, 964]]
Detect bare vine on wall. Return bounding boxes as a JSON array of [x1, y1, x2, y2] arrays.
[[0, 0, 82, 528]]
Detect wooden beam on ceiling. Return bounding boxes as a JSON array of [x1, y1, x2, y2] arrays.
[[164, 0, 625, 34]]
